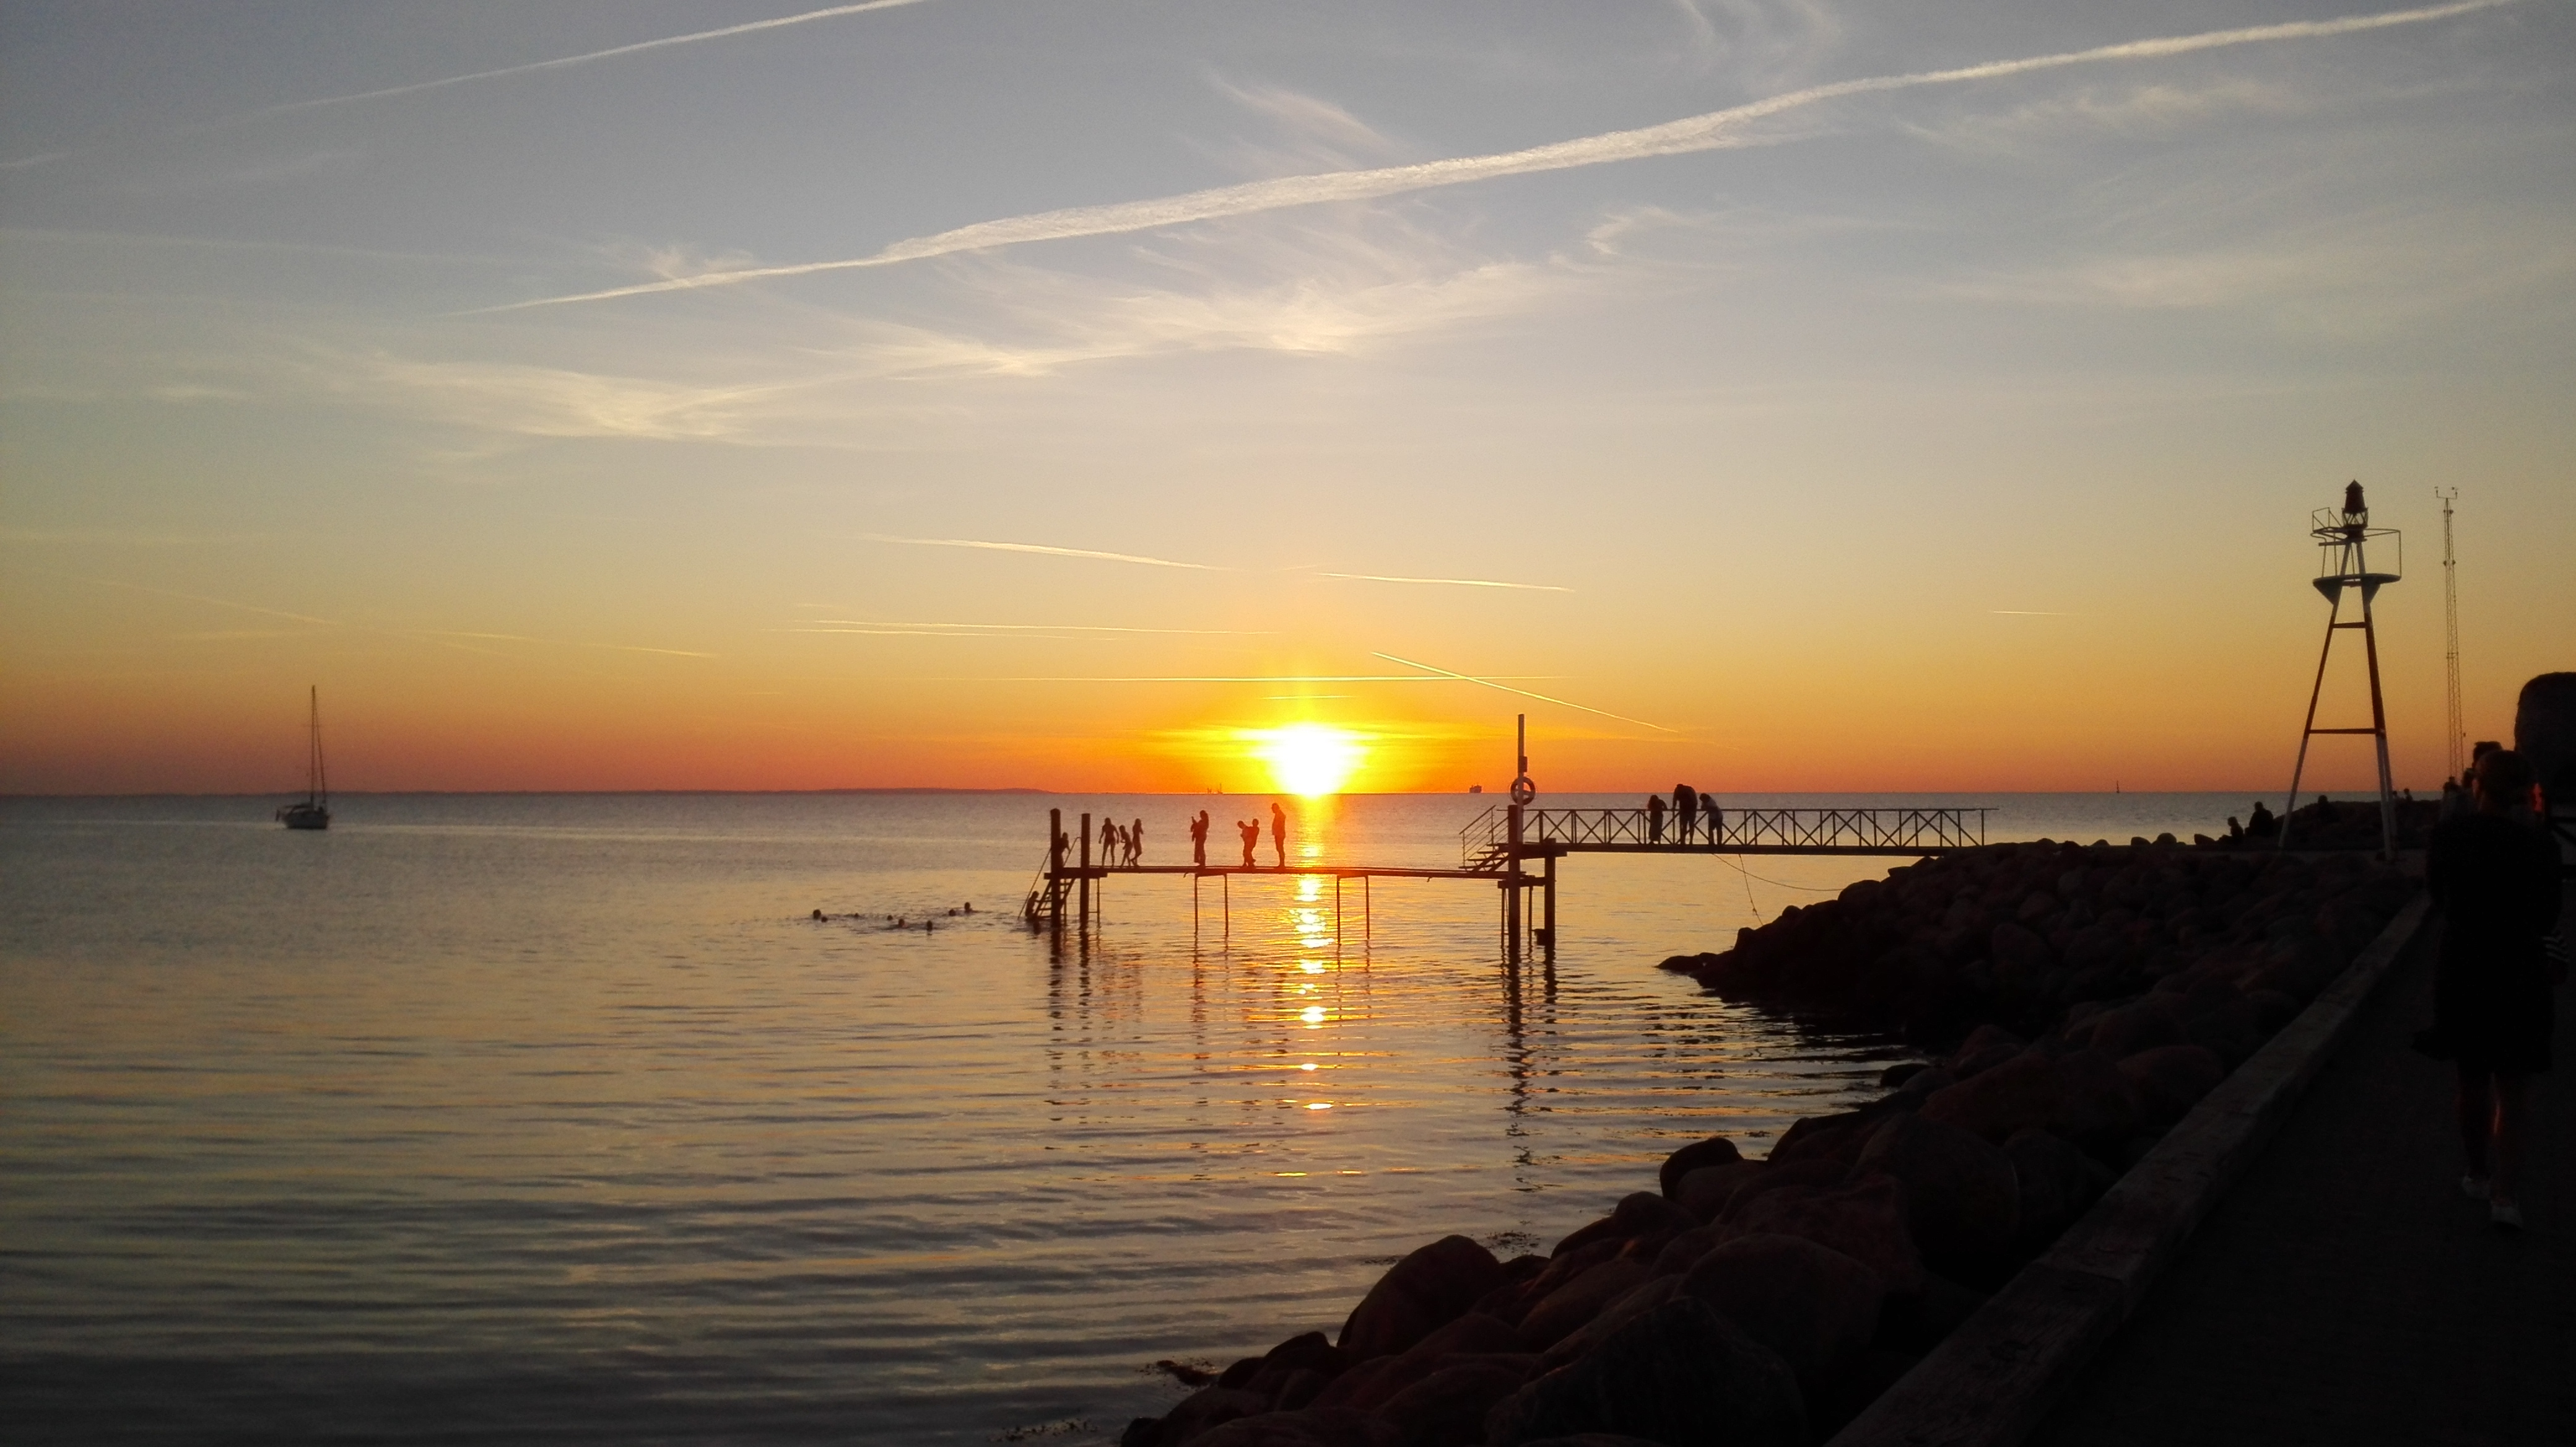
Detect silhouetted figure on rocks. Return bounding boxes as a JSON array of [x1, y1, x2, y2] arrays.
[[1674, 784, 1699, 844], [1190, 811, 1210, 868], [1270, 801, 1288, 868], [1646, 793, 1666, 844], [2419, 748, 2561, 1230], [1238, 819, 1260, 868], [2245, 801, 2278, 838]]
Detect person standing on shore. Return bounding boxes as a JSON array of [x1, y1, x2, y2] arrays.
[[1270, 801, 1288, 868], [1190, 811, 1209, 868], [2419, 748, 2562, 1230]]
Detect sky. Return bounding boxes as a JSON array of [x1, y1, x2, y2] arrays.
[[2, 0, 2569, 795]]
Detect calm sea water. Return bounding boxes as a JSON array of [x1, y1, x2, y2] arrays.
[[0, 791, 2247, 1444]]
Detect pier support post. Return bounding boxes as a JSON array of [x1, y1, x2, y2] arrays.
[[1078, 813, 1092, 942], [1505, 803, 1525, 963], [1543, 852, 1557, 958], [1048, 807, 1066, 946]]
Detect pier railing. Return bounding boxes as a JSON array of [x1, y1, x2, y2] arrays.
[[1461, 805, 1988, 867]]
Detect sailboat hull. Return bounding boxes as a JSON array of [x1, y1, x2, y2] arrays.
[[277, 803, 331, 830]]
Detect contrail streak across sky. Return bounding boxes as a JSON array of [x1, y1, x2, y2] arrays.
[[856, 533, 1225, 570], [264, 1, 938, 115], [1321, 571, 1572, 592], [495, 0, 2515, 310], [1374, 652, 1676, 733]]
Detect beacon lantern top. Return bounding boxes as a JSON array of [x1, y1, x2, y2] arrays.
[[2312, 479, 2401, 606]]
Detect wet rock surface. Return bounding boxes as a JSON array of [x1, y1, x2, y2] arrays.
[[1120, 841, 2411, 1447]]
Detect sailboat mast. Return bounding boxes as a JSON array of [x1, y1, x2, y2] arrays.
[[309, 686, 328, 807]]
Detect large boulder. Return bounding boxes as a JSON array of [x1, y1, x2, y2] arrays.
[[1537, 1277, 1684, 1373], [1717, 1158, 1848, 1219], [2003, 1127, 2103, 1246], [1551, 1193, 1697, 1259], [1675, 1162, 1765, 1220], [1377, 1356, 1541, 1447], [2120, 1044, 2227, 1129], [1679, 1232, 1884, 1391], [1484, 1296, 1807, 1447], [1137, 1386, 1271, 1447], [1519, 1258, 1655, 1349], [1185, 1407, 1407, 1447], [1851, 1111, 2021, 1266], [2046, 1048, 2140, 1147], [1659, 1134, 1744, 1199], [1492, 1241, 1622, 1326], [1918, 1049, 2064, 1142], [1338, 1235, 1506, 1359], [2080, 998, 2189, 1060], [1726, 1175, 1926, 1294]]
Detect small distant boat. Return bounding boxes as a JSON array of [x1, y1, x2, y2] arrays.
[[276, 686, 331, 831]]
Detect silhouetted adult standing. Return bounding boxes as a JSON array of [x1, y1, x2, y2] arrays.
[[1645, 793, 1666, 844], [1100, 817, 1117, 865], [1238, 819, 1260, 868], [1674, 784, 1699, 845], [2419, 749, 2561, 1230], [1128, 818, 1144, 867], [1190, 811, 1210, 868], [1269, 801, 1288, 868]]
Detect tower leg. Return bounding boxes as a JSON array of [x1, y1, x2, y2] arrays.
[[2361, 593, 2398, 859], [2281, 596, 2341, 849]]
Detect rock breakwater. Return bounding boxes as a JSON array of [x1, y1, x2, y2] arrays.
[[1120, 841, 2411, 1447]]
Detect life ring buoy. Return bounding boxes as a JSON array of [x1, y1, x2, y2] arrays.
[[1508, 776, 1536, 806]]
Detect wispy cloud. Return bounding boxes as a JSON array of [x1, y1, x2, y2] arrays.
[[263, 1, 938, 115], [1374, 651, 1676, 733], [497, 0, 2515, 310], [91, 581, 713, 658], [951, 674, 1565, 683], [791, 619, 1273, 636], [856, 533, 1227, 570], [1319, 570, 1572, 592]]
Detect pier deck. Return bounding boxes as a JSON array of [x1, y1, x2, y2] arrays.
[[1028, 803, 1990, 957], [2027, 885, 2574, 1447]]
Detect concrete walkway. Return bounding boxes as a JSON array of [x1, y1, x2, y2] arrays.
[[2033, 890, 2575, 1447]]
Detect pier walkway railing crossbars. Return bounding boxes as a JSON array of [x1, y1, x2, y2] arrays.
[[1460, 805, 1989, 870]]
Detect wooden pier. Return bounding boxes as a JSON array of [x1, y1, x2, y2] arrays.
[[1024, 802, 1989, 960]]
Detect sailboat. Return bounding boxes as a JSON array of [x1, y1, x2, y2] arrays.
[[276, 686, 331, 830]]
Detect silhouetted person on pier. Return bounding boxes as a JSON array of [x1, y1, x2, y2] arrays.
[[1646, 793, 1666, 844], [1238, 819, 1260, 868], [1100, 818, 1117, 863], [1190, 811, 1210, 867], [1271, 801, 1288, 868], [1674, 784, 1699, 844], [2245, 801, 2278, 838], [2418, 748, 2561, 1230], [1128, 818, 1144, 867]]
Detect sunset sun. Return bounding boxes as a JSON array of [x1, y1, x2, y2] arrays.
[[1253, 724, 1365, 797]]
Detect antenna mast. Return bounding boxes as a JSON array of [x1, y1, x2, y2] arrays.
[[2437, 487, 2463, 783]]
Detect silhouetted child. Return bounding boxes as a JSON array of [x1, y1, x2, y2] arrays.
[[1190, 811, 1209, 867], [1646, 793, 1666, 844], [1128, 818, 1144, 867], [1238, 819, 1260, 868]]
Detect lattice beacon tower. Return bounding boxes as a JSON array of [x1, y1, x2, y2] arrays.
[[2282, 481, 2401, 857]]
